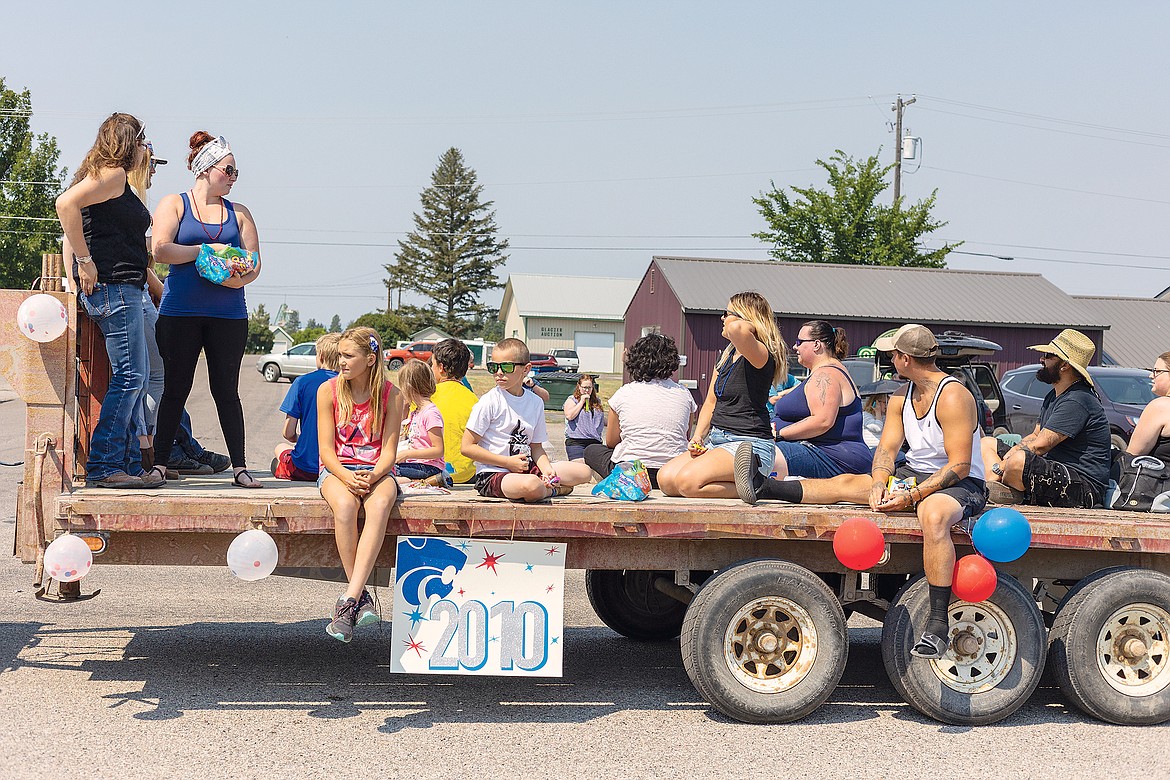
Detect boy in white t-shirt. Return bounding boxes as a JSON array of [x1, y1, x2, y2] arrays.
[[462, 338, 592, 501]]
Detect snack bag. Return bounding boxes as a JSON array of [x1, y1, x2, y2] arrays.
[[887, 475, 917, 493], [195, 244, 260, 285], [591, 460, 652, 501]]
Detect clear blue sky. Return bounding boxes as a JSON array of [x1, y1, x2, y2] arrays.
[[6, 2, 1169, 326]]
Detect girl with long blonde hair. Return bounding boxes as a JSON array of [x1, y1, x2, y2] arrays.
[[657, 291, 786, 498], [316, 326, 402, 642]]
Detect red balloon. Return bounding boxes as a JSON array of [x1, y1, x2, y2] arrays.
[[833, 517, 886, 570], [952, 554, 998, 602]]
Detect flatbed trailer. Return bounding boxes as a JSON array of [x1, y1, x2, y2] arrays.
[[5, 282, 1170, 727]]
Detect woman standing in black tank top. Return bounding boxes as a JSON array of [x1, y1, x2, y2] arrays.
[[56, 113, 161, 489], [1127, 350, 1170, 460], [658, 291, 788, 498]]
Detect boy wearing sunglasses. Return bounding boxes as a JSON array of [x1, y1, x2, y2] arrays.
[[462, 338, 592, 501]]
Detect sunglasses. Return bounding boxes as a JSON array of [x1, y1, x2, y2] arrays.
[[1151, 368, 1170, 377], [721, 310, 739, 319], [487, 361, 521, 374], [212, 164, 240, 179], [793, 338, 817, 346]]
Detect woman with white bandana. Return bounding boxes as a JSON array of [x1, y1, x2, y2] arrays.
[[146, 131, 264, 488]]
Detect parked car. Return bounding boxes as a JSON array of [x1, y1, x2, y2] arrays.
[[550, 348, 580, 371], [528, 353, 560, 373], [256, 342, 318, 383], [865, 331, 1008, 435], [383, 341, 436, 371], [999, 364, 1155, 450]]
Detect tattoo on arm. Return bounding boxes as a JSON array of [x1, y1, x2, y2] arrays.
[[918, 463, 967, 496], [872, 448, 896, 478]]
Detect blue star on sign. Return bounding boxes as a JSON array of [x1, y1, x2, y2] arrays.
[[525, 563, 534, 572], [403, 607, 428, 630]]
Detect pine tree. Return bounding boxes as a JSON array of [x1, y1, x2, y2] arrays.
[[387, 147, 508, 337], [284, 309, 301, 333], [329, 314, 341, 332], [0, 77, 67, 288], [246, 304, 275, 354]]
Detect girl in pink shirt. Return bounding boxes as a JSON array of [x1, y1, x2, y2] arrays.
[[394, 359, 447, 484], [316, 326, 401, 643]]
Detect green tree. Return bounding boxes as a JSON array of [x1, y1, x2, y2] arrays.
[[350, 311, 414, 349], [284, 309, 301, 333], [0, 77, 67, 289], [329, 314, 341, 332], [387, 147, 508, 337], [752, 149, 959, 268], [291, 325, 326, 345], [246, 303, 275, 354], [464, 308, 504, 342], [304, 317, 321, 331]]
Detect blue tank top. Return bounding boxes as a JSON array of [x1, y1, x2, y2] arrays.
[[773, 364, 872, 473], [159, 192, 247, 319]]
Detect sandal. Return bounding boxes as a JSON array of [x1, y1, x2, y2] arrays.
[[233, 468, 264, 489], [910, 632, 950, 660]]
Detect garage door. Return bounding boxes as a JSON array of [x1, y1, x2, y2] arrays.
[[574, 331, 615, 373]]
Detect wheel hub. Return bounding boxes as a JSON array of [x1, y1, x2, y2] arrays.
[[929, 601, 1017, 694], [1096, 603, 1170, 696], [724, 596, 818, 694]]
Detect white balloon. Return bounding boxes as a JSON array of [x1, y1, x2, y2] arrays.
[[17, 293, 68, 343], [226, 529, 279, 581], [44, 534, 93, 583]]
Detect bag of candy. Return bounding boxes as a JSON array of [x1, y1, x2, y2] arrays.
[[590, 460, 652, 501], [195, 244, 260, 285]]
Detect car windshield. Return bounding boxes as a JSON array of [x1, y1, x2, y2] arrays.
[[1095, 374, 1156, 406]]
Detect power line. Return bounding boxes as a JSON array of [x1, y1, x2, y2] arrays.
[[919, 95, 1170, 140], [923, 165, 1170, 205], [917, 106, 1170, 150]]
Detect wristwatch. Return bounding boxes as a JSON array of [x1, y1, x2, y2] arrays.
[[991, 462, 1004, 476]]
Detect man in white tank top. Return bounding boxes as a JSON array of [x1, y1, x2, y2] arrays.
[[734, 324, 988, 660]]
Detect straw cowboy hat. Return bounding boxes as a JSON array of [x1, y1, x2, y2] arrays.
[[1028, 329, 1096, 386]]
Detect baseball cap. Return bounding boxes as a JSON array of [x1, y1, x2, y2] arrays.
[[873, 324, 939, 358]]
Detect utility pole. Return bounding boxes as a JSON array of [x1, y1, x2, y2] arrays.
[[892, 94, 916, 205]]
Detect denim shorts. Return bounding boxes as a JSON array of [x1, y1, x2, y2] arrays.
[[774, 440, 844, 479], [707, 427, 775, 476], [317, 463, 375, 491], [396, 462, 442, 481]]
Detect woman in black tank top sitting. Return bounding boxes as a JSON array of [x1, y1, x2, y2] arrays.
[[658, 291, 788, 499], [1126, 351, 1170, 460], [56, 113, 161, 490]]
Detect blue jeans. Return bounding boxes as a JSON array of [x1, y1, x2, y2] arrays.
[[775, 440, 845, 479], [135, 289, 165, 437], [80, 283, 147, 480]]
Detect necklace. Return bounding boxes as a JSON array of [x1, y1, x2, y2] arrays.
[[189, 190, 226, 241]]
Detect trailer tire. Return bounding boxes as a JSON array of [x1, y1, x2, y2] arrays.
[[585, 569, 687, 641], [1048, 567, 1170, 725], [881, 572, 1046, 725], [680, 559, 847, 724]]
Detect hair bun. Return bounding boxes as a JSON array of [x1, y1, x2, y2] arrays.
[[187, 130, 215, 168]]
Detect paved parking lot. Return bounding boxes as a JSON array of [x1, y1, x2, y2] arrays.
[[0, 363, 1166, 778]]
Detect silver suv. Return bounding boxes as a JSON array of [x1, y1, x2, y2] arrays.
[[255, 342, 318, 383]]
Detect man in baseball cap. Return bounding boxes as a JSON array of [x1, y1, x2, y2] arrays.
[[981, 328, 1110, 508], [735, 323, 988, 660]]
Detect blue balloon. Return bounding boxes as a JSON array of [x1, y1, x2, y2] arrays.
[[971, 507, 1032, 562]]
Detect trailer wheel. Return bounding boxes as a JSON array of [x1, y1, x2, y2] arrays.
[[585, 569, 687, 641], [881, 572, 1046, 725], [1048, 567, 1170, 725], [680, 559, 847, 723]]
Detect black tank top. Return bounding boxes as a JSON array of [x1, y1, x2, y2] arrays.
[[710, 353, 775, 438], [1150, 435, 1170, 461], [81, 182, 150, 286]]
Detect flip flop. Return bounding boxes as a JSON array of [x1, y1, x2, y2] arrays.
[[233, 469, 264, 489]]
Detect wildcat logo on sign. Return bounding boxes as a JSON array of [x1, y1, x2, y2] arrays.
[[390, 536, 567, 677]]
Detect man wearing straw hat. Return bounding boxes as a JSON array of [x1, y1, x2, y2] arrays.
[[982, 329, 1111, 509]]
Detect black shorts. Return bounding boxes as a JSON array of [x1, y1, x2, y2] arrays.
[[474, 460, 541, 498], [895, 465, 988, 520], [996, 440, 1099, 508]]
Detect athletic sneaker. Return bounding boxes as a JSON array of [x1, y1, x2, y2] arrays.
[[355, 589, 379, 627], [195, 450, 232, 474], [168, 455, 214, 475], [326, 597, 358, 643], [910, 632, 950, 660]]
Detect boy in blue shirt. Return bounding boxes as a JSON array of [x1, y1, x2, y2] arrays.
[[272, 333, 342, 480]]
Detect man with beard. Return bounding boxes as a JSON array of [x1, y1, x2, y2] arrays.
[[734, 324, 988, 659], [981, 329, 1111, 508]]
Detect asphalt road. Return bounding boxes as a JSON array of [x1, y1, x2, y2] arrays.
[[0, 362, 1166, 779]]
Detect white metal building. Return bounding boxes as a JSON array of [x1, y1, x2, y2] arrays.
[[499, 274, 639, 373]]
